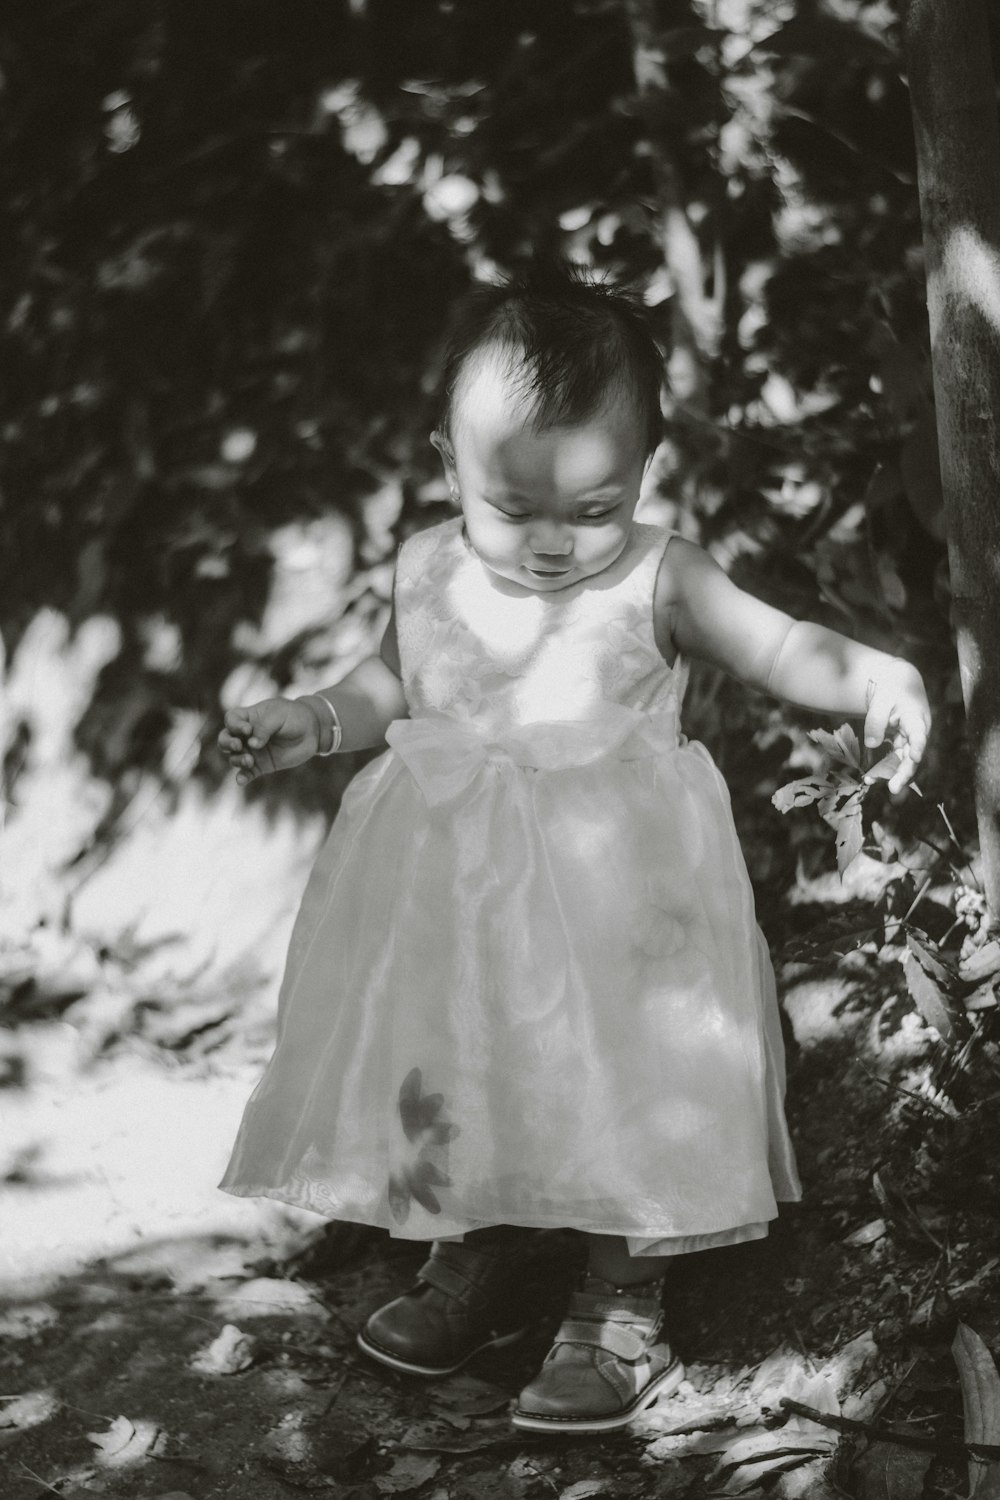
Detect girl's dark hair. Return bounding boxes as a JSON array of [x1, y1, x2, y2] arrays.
[[440, 260, 665, 457]]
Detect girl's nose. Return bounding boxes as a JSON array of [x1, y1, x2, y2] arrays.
[[529, 523, 573, 557]]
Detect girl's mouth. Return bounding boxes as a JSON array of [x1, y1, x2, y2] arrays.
[[525, 565, 572, 577]]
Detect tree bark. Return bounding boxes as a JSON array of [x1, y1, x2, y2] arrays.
[[901, 0, 1000, 918]]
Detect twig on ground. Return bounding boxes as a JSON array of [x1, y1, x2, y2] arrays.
[[774, 1397, 1000, 1459], [521, 1459, 559, 1495], [871, 1355, 920, 1423], [308, 1292, 362, 1342], [318, 1369, 350, 1418], [16, 1462, 64, 1496], [909, 1251, 948, 1318]]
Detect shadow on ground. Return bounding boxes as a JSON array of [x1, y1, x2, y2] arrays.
[[0, 1214, 830, 1500], [2, 954, 994, 1499]]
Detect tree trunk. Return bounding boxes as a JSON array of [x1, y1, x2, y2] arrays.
[[901, 0, 1000, 918]]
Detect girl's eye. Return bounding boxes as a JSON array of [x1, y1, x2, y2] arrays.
[[577, 509, 616, 523], [496, 508, 529, 521]]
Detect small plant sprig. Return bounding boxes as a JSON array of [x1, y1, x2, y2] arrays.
[[771, 723, 902, 877], [773, 725, 1000, 1055]]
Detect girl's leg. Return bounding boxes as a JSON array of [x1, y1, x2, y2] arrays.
[[586, 1234, 669, 1287]]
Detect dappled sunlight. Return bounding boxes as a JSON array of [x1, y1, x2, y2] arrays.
[[0, 1389, 58, 1437], [230, 512, 357, 659], [0, 1303, 59, 1340], [942, 223, 1000, 334], [981, 719, 1000, 773], [0, 1051, 316, 1299], [87, 1415, 162, 1470], [1, 612, 120, 934], [1, 600, 336, 1089], [72, 777, 323, 989], [1, 0, 996, 1491]]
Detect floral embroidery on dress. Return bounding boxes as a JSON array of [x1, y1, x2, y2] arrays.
[[387, 1066, 460, 1224], [634, 873, 691, 960], [596, 613, 654, 693], [634, 907, 687, 960], [394, 519, 685, 737]]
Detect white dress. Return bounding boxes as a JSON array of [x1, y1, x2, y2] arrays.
[[220, 518, 801, 1253]]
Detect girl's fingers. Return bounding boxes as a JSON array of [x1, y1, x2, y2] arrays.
[[863, 695, 891, 749], [224, 702, 282, 788], [888, 751, 915, 794], [224, 707, 271, 747], [889, 758, 919, 794], [884, 716, 928, 794]]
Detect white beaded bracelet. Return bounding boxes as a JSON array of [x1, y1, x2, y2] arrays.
[[297, 693, 343, 756]]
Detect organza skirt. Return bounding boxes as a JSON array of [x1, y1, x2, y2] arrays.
[[220, 709, 801, 1243]]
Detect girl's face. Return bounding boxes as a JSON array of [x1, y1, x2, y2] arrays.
[[434, 359, 649, 593]]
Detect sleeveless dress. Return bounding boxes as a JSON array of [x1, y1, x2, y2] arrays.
[[220, 518, 801, 1253]]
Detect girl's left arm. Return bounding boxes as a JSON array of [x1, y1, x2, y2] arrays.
[[658, 538, 931, 792]]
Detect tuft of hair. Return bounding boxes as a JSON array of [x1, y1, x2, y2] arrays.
[[441, 258, 665, 457]]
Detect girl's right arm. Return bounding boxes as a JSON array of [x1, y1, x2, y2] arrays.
[[219, 608, 408, 785]]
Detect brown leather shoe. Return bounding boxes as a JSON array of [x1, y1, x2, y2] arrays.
[[511, 1275, 683, 1432], [356, 1238, 529, 1376]]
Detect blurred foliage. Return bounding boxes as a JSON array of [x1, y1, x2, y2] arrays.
[[5, 8, 1000, 1426], [1, 0, 992, 844]]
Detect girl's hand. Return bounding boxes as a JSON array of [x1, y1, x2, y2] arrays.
[[218, 698, 321, 785], [863, 667, 932, 794]]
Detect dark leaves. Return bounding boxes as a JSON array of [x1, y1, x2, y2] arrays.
[[902, 950, 964, 1043]]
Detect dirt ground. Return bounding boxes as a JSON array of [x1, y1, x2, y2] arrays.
[[4, 928, 998, 1500]]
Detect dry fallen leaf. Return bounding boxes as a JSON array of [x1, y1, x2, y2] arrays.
[[86, 1414, 160, 1468], [843, 1218, 887, 1248], [0, 1391, 59, 1432], [260, 1426, 339, 1491], [852, 1441, 932, 1500], [400, 1418, 509, 1454], [374, 1454, 442, 1493], [953, 1322, 1000, 1499], [218, 1277, 328, 1320], [430, 1375, 510, 1418], [190, 1322, 256, 1375]]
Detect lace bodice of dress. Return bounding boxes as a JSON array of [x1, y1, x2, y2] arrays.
[[394, 518, 686, 738]]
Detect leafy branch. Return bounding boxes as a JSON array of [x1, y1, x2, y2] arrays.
[[771, 723, 902, 877], [773, 725, 1000, 1052]]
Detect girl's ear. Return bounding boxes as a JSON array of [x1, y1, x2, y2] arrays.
[[430, 429, 460, 502], [430, 428, 455, 465]]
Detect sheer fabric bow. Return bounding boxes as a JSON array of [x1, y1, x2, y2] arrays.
[[386, 704, 681, 806]]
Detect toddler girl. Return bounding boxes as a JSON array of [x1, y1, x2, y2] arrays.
[[217, 263, 930, 1433]]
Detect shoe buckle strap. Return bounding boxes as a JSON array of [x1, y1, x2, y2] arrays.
[[553, 1317, 650, 1361], [416, 1256, 481, 1305], [580, 1301, 661, 1326], [418, 1244, 506, 1307]]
